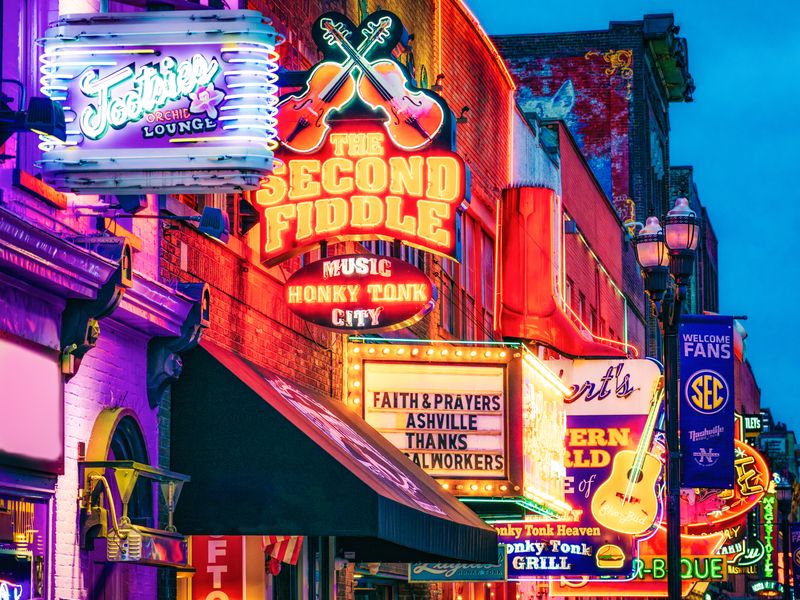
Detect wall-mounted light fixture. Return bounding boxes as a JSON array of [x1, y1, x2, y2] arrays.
[[431, 74, 445, 93], [457, 106, 470, 124], [0, 79, 65, 146]]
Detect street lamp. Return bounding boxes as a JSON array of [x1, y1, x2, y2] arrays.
[[777, 475, 794, 600], [632, 198, 701, 600]]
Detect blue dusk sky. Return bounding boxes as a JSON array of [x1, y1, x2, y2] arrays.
[[465, 0, 800, 431]]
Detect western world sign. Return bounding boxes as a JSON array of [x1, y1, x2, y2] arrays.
[[39, 10, 281, 194], [255, 10, 468, 266]]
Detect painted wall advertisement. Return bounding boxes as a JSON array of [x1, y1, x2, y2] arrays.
[[679, 314, 735, 488], [504, 359, 663, 579]]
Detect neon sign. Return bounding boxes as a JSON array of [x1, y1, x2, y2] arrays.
[[258, 11, 467, 266], [257, 129, 467, 265], [78, 55, 221, 140], [0, 580, 23, 600], [762, 493, 776, 579], [632, 556, 726, 581], [284, 254, 436, 331], [39, 10, 281, 194]]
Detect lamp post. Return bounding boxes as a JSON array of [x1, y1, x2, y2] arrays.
[[633, 198, 700, 600], [777, 475, 794, 600]]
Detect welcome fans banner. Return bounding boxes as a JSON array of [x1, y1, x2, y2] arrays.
[[679, 315, 735, 488]]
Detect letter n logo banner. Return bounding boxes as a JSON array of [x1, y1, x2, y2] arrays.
[[679, 314, 735, 488]]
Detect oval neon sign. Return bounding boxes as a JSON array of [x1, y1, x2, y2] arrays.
[[284, 253, 437, 332]]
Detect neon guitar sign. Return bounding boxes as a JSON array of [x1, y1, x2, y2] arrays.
[[260, 10, 467, 266], [275, 11, 448, 154]]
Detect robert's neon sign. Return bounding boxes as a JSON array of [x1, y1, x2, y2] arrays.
[[256, 130, 466, 265], [79, 55, 220, 140]]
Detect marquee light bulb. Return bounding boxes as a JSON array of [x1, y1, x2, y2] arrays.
[[411, 348, 419, 356], [455, 350, 463, 357], [470, 484, 479, 491], [484, 351, 491, 358], [441, 349, 449, 356], [353, 346, 360, 353], [368, 347, 375, 354], [382, 348, 390, 354], [426, 348, 434, 356], [485, 484, 493, 491], [442, 483, 449, 489], [499, 351, 507, 358], [470, 350, 477, 357], [352, 380, 360, 388], [499, 485, 508, 492], [352, 363, 360, 371], [397, 348, 405, 354], [353, 396, 361, 405]]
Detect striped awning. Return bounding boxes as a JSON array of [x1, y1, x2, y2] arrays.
[[263, 535, 304, 565]]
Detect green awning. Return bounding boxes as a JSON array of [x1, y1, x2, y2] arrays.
[[171, 340, 497, 563]]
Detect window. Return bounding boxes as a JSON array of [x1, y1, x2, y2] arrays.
[[480, 231, 494, 339], [565, 277, 574, 306], [589, 308, 597, 335], [578, 292, 586, 323]]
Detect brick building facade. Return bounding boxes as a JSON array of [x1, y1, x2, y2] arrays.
[[492, 14, 695, 357]]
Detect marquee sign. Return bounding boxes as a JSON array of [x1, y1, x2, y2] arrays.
[[348, 341, 569, 509], [284, 254, 436, 331], [39, 10, 280, 194], [255, 11, 468, 266]]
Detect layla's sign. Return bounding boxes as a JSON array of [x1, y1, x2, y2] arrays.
[[408, 546, 506, 582], [39, 10, 280, 194], [257, 11, 467, 266], [284, 254, 436, 331]]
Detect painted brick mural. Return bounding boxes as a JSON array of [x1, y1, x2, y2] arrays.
[[500, 50, 633, 219]]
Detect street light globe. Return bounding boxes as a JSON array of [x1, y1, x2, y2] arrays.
[[634, 216, 668, 269], [664, 197, 700, 252]]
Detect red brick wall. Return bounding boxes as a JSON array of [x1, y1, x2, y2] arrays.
[[558, 123, 628, 346], [160, 227, 343, 398]]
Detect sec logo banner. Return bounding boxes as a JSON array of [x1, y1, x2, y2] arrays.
[[686, 369, 729, 414]]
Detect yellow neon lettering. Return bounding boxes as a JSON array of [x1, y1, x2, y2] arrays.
[[366, 132, 384, 155], [263, 204, 296, 255], [288, 160, 321, 200], [321, 158, 354, 195], [296, 202, 314, 240], [315, 198, 348, 235], [426, 156, 461, 201], [355, 157, 388, 194], [255, 162, 287, 206], [389, 156, 423, 196], [385, 196, 416, 237], [351, 195, 384, 228], [417, 200, 450, 248], [330, 133, 348, 157]]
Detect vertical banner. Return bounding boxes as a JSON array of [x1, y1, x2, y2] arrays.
[[679, 315, 735, 488], [191, 536, 245, 599], [790, 524, 800, 597]]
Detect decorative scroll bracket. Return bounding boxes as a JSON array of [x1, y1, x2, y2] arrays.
[[146, 282, 210, 407], [60, 237, 133, 378]]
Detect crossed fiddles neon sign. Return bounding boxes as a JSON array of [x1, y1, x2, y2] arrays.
[[276, 11, 447, 154]]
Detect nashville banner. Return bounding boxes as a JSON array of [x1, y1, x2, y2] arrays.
[[679, 314, 735, 488]]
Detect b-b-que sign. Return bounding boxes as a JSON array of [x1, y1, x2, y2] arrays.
[[284, 254, 436, 332]]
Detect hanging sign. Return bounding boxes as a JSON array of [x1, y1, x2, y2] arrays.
[[408, 546, 507, 582], [679, 315, 735, 488], [255, 11, 468, 266], [284, 253, 436, 332], [363, 361, 507, 478], [39, 10, 280, 194], [543, 358, 664, 578]]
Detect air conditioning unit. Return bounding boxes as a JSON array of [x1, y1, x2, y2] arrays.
[[107, 523, 188, 568]]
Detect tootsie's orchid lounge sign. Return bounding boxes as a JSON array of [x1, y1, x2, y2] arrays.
[[39, 10, 281, 194]]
